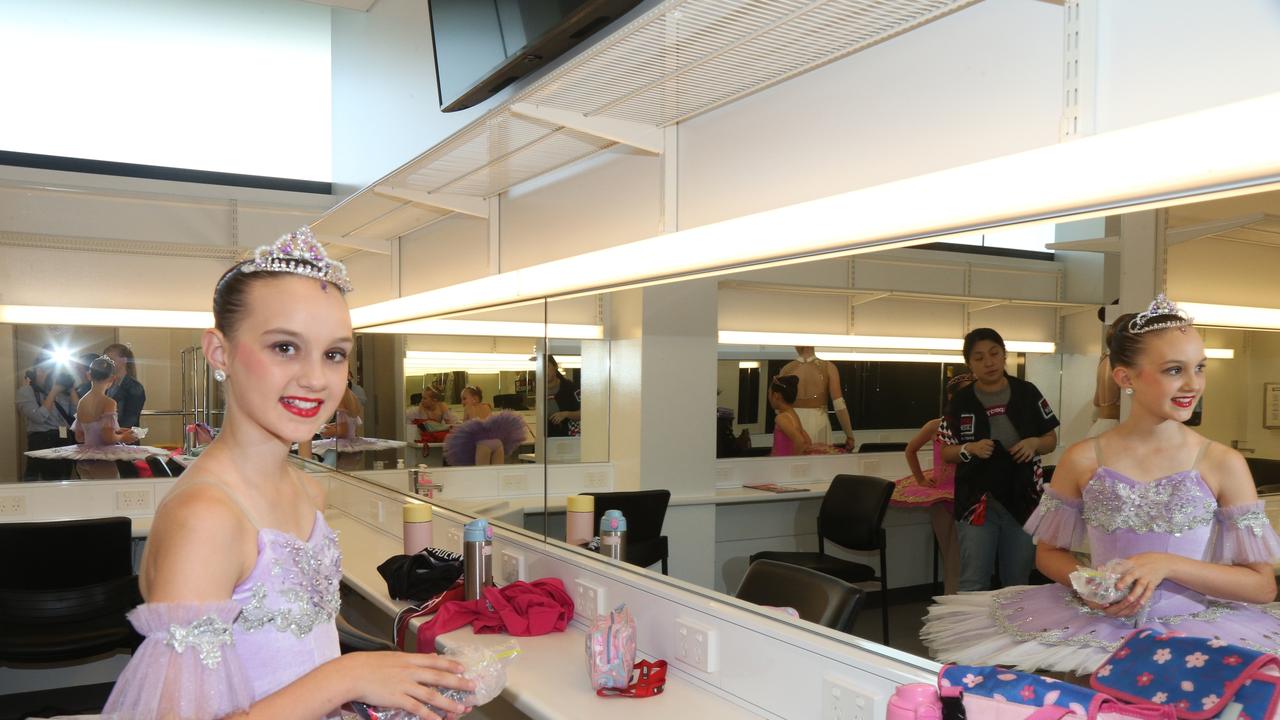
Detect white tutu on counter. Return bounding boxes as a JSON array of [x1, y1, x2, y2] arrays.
[[310, 436, 406, 453], [25, 444, 170, 461]]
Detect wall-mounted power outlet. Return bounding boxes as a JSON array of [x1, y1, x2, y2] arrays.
[[499, 548, 527, 584], [790, 463, 809, 480], [862, 458, 882, 476], [673, 618, 718, 673], [573, 578, 606, 622], [500, 473, 528, 493], [0, 495, 27, 517], [447, 527, 463, 553], [366, 498, 384, 524], [115, 488, 152, 512], [583, 471, 608, 489], [821, 675, 879, 720]]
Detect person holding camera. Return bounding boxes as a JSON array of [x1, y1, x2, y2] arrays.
[[16, 347, 78, 481]]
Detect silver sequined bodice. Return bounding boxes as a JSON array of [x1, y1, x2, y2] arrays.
[[230, 511, 342, 699]]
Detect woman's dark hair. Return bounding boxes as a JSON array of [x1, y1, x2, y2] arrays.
[[546, 354, 565, 380], [102, 343, 136, 379], [963, 328, 1006, 361], [212, 261, 346, 338], [770, 375, 799, 405], [89, 356, 116, 382], [1106, 312, 1187, 368], [462, 385, 483, 401], [410, 392, 423, 405]]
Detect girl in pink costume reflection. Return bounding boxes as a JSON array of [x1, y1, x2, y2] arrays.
[[891, 373, 974, 596], [923, 296, 1280, 674], [103, 229, 473, 719]]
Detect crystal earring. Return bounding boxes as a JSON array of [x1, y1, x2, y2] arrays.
[[213, 368, 227, 383], [1124, 387, 1133, 395]]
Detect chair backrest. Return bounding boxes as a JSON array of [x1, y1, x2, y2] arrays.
[[585, 490, 671, 543], [857, 442, 909, 453], [735, 559, 865, 632], [0, 516, 134, 591], [817, 474, 894, 552]]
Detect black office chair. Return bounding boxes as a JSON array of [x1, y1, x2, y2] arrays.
[[735, 559, 866, 633], [749, 474, 894, 645], [857, 442, 909, 453], [0, 517, 141, 663], [585, 490, 671, 575]]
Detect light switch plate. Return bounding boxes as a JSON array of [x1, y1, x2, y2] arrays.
[[499, 548, 527, 584], [821, 674, 879, 720], [673, 618, 718, 673], [573, 578, 606, 622]]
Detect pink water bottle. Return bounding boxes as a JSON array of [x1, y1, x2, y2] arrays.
[[403, 502, 433, 555], [886, 683, 942, 720], [566, 495, 594, 547]]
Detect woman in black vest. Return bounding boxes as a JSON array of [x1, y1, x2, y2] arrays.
[[938, 328, 1059, 591]]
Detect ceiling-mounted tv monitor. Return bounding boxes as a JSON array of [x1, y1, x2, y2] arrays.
[[429, 0, 643, 113]]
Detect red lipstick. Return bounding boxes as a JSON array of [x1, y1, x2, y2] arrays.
[[280, 396, 324, 418]]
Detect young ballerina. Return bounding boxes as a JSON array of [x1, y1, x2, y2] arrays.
[[313, 386, 406, 470], [444, 386, 528, 466], [769, 375, 813, 456], [103, 228, 473, 719], [71, 356, 140, 479], [922, 296, 1280, 674], [890, 373, 974, 595]]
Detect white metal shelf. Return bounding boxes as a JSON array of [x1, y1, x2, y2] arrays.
[[314, 0, 982, 251]]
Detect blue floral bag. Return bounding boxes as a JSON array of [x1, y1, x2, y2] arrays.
[[940, 664, 1174, 719], [1091, 629, 1280, 720]]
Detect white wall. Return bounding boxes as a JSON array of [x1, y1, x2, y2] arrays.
[[329, 0, 486, 196], [1094, 0, 1280, 133]]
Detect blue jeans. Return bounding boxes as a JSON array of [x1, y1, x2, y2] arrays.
[[955, 497, 1035, 591]]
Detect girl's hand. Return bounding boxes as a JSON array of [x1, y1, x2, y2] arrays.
[[1107, 553, 1174, 617], [337, 651, 475, 720], [1010, 438, 1039, 463]]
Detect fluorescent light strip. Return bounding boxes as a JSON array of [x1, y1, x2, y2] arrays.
[[1183, 302, 1280, 331], [348, 93, 1280, 329], [361, 318, 603, 339], [1205, 347, 1235, 359], [817, 351, 966, 364], [738, 361, 760, 369], [0, 304, 213, 329], [718, 330, 1054, 354]]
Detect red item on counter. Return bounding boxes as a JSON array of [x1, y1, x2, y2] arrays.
[[415, 578, 575, 651], [596, 660, 668, 698]]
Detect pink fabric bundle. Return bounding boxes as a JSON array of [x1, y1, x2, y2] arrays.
[[416, 578, 575, 650]]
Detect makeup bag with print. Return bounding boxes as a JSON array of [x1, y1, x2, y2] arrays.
[[941, 664, 1174, 720], [1091, 629, 1280, 720]]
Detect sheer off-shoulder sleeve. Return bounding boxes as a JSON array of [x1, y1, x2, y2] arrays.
[[1211, 502, 1280, 565], [1023, 487, 1086, 550], [102, 602, 254, 720]]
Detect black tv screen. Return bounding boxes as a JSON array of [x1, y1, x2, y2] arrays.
[[429, 0, 642, 112]]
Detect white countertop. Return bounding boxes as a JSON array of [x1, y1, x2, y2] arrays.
[[328, 510, 766, 719]]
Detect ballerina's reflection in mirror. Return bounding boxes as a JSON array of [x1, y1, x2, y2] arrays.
[[778, 346, 855, 450]]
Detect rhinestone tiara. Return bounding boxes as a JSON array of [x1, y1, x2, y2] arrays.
[[239, 227, 352, 293], [1128, 294, 1191, 335]]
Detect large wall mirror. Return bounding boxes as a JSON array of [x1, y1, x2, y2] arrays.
[[536, 184, 1280, 666]]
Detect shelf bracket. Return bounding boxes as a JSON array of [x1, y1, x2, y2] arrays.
[[1165, 212, 1266, 247], [510, 102, 664, 155], [373, 185, 489, 218], [849, 291, 889, 306], [967, 300, 1008, 313]]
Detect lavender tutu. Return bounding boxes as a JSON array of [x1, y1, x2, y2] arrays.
[[311, 410, 406, 453], [27, 411, 169, 461], [444, 412, 529, 466], [104, 509, 342, 718], [923, 465, 1280, 674]]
